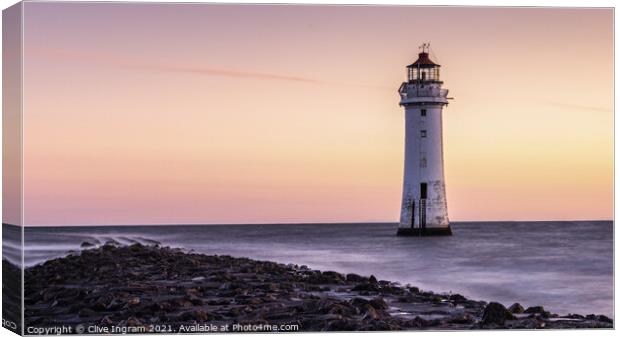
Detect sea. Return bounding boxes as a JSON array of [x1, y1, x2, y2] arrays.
[[3, 221, 614, 317]]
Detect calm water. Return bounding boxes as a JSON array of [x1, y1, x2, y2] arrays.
[[3, 221, 614, 317]]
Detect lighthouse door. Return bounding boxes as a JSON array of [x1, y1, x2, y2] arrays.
[[410, 201, 415, 229], [420, 183, 428, 232]]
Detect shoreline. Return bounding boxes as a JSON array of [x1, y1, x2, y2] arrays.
[[16, 242, 613, 331]]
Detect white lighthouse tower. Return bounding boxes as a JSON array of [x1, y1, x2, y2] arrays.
[[397, 44, 452, 236]]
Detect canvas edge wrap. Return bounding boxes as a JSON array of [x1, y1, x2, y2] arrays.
[[3, 1, 24, 335]]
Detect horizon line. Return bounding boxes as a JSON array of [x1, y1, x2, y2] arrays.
[[3, 219, 614, 228]]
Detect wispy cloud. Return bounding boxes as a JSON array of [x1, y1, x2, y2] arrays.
[[30, 47, 321, 84], [547, 101, 612, 113]]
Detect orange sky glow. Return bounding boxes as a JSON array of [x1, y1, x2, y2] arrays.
[[12, 3, 613, 225]]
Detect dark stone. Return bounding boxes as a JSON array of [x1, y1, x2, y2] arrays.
[[350, 297, 371, 308], [369, 275, 378, 284], [352, 283, 379, 292], [447, 313, 474, 324], [508, 303, 525, 314], [481, 302, 515, 326], [369, 297, 388, 310], [345, 273, 366, 282], [407, 286, 420, 294], [80, 241, 95, 248], [524, 306, 546, 314], [322, 271, 345, 282], [409, 316, 429, 328], [449, 293, 467, 302], [597, 315, 613, 324], [78, 308, 97, 317]]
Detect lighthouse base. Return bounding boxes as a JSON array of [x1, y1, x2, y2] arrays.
[[397, 226, 452, 236]]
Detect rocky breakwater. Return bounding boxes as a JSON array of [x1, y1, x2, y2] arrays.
[[23, 243, 613, 332]]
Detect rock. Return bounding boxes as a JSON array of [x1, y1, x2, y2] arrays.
[[449, 293, 467, 302], [561, 313, 585, 319], [100, 315, 114, 325], [80, 241, 95, 248], [350, 297, 370, 308], [369, 275, 378, 284], [352, 283, 379, 292], [430, 296, 444, 304], [104, 239, 121, 247], [525, 306, 550, 318], [369, 297, 389, 310], [183, 310, 208, 322], [362, 304, 381, 320], [447, 313, 474, 324], [596, 315, 613, 324], [322, 271, 345, 282], [78, 308, 97, 317], [345, 273, 366, 282], [508, 303, 525, 314], [21, 243, 613, 332], [128, 297, 141, 306], [505, 317, 544, 329], [409, 316, 429, 328], [481, 302, 515, 326], [126, 316, 142, 326], [524, 306, 546, 314]]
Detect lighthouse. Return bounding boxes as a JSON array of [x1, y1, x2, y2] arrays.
[[397, 44, 452, 236]]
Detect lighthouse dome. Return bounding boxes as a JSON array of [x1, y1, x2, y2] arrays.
[[406, 51, 441, 82], [407, 52, 440, 68]]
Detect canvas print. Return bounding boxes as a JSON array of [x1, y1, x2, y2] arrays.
[[2, 2, 614, 335]]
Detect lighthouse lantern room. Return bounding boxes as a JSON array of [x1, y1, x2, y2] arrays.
[[397, 43, 452, 236]]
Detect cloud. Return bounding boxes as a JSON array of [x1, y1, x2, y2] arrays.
[[30, 47, 321, 84], [547, 101, 612, 113], [147, 64, 320, 83]]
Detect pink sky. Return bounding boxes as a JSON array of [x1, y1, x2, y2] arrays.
[[9, 3, 614, 225]]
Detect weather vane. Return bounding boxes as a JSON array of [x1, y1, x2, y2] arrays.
[[418, 42, 430, 53]]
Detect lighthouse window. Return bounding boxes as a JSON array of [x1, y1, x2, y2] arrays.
[[421, 109, 427, 117], [421, 130, 427, 138]]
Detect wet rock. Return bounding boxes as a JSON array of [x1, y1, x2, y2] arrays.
[[561, 313, 585, 319], [80, 241, 95, 248], [352, 282, 379, 292], [408, 316, 429, 328], [21, 243, 612, 332], [346, 273, 366, 282], [524, 306, 546, 314], [447, 313, 474, 324], [407, 286, 420, 294], [369, 297, 389, 310], [524, 306, 550, 318], [128, 297, 141, 306], [449, 293, 467, 303], [322, 271, 345, 283], [100, 315, 114, 325], [481, 302, 514, 326], [505, 317, 544, 329], [78, 308, 97, 317], [508, 303, 525, 314], [591, 315, 613, 324], [362, 305, 381, 320], [126, 316, 142, 326]]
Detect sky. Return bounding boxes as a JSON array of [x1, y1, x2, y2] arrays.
[[10, 3, 614, 225]]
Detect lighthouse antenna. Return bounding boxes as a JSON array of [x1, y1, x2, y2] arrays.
[[418, 42, 430, 53]]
